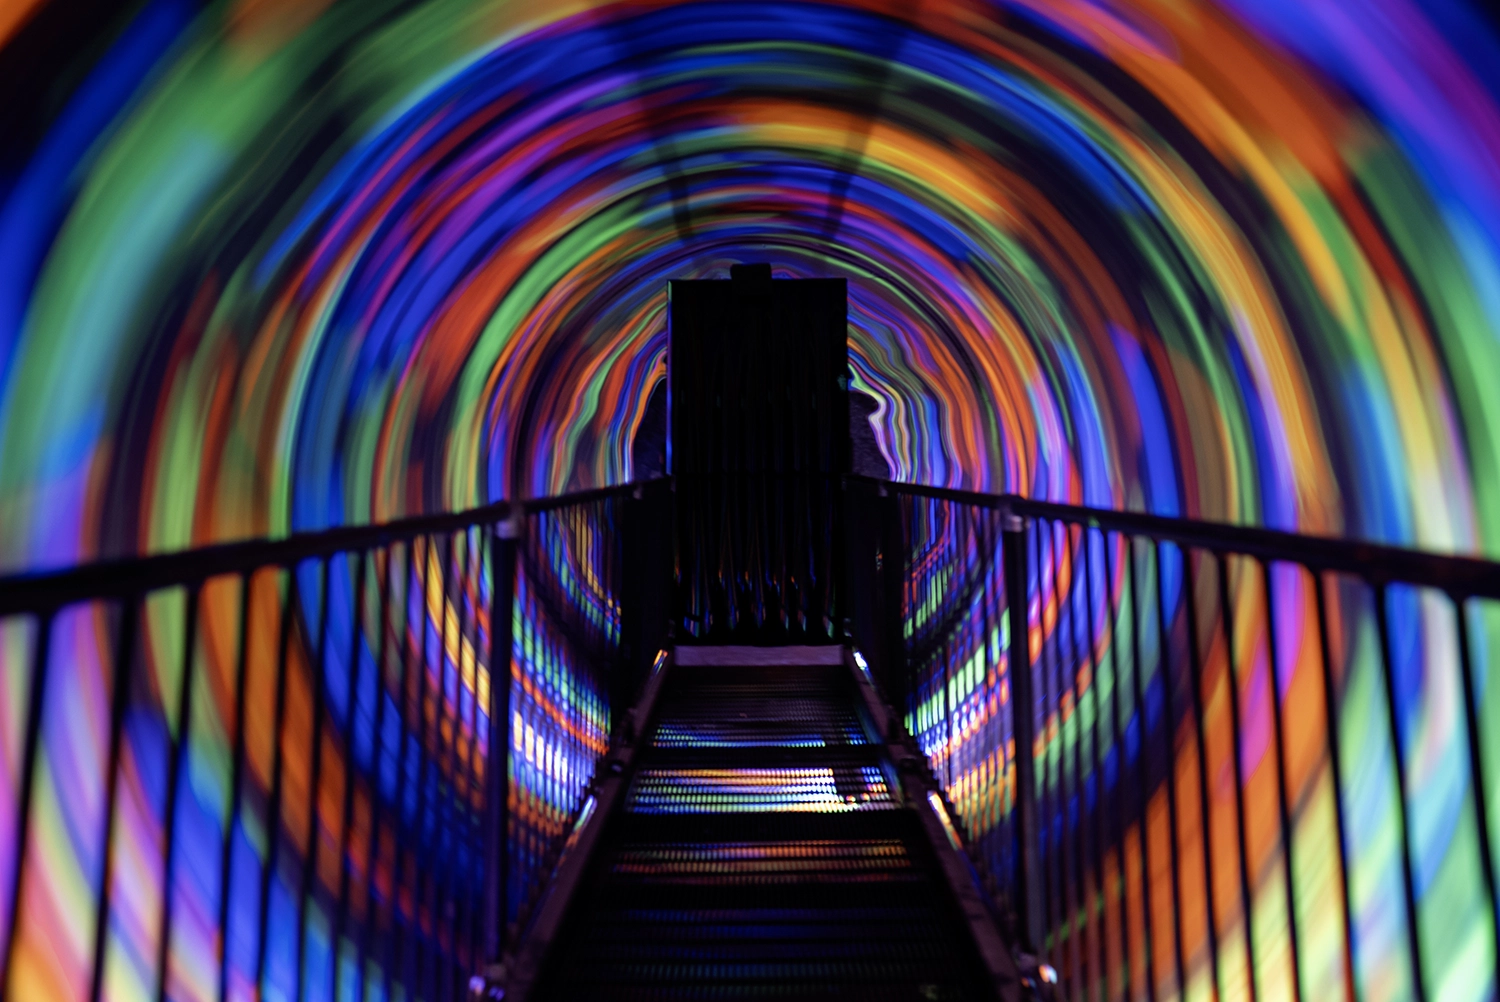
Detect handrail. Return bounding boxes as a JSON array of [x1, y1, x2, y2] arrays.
[[0, 476, 670, 1002], [0, 480, 661, 615], [852, 474, 1500, 599], [853, 473, 1500, 1001]]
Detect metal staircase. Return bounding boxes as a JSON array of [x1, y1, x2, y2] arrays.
[[500, 647, 1021, 1001]]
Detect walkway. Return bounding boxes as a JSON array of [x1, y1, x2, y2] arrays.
[[512, 646, 1015, 1001]]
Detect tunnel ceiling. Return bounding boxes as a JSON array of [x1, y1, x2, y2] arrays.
[[2, 0, 1499, 571]]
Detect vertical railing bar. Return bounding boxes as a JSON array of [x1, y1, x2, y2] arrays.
[[1043, 519, 1068, 968], [216, 574, 254, 1002], [984, 504, 996, 840], [1372, 583, 1428, 1002], [155, 583, 203, 1002], [439, 530, 462, 1002], [1312, 571, 1359, 1002], [982, 510, 999, 887], [295, 557, 332, 1002], [89, 594, 141, 1002], [1215, 553, 1259, 1002], [1007, 510, 1018, 895], [0, 607, 53, 994], [1123, 535, 1157, 1002], [1182, 549, 1222, 1002], [433, 531, 457, 1001], [1259, 560, 1304, 1002], [1072, 523, 1094, 1002], [1452, 593, 1500, 1000], [383, 540, 419, 1002], [942, 633, 952, 792], [358, 544, 394, 1002], [941, 507, 952, 795], [487, 517, 516, 962], [999, 510, 1011, 886], [942, 507, 954, 790], [1050, 518, 1070, 965], [909, 508, 919, 745], [460, 527, 485, 980], [427, 532, 452, 1001], [1153, 540, 1187, 1000], [996, 516, 1010, 907], [970, 504, 984, 836], [955, 507, 968, 815], [332, 549, 368, 1002], [992, 511, 1007, 894], [1101, 529, 1133, 1001], [1033, 517, 1056, 956], [406, 535, 433, 1002], [255, 568, 299, 1000], [975, 505, 986, 833], [1039, 517, 1059, 972], [447, 528, 475, 996], [451, 528, 469, 1000], [416, 533, 441, 1002], [1057, 520, 1086, 998], [1002, 509, 1042, 955], [1044, 518, 1065, 987], [905, 499, 916, 739], [1075, 524, 1109, 1002]]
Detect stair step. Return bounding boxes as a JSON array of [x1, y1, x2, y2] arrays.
[[531, 655, 991, 1001]]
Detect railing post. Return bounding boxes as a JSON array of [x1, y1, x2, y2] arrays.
[[1002, 510, 1044, 955], [485, 508, 522, 966], [619, 482, 672, 715], [878, 484, 907, 707]]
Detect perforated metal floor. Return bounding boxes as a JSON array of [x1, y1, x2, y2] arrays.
[[535, 659, 991, 1001]]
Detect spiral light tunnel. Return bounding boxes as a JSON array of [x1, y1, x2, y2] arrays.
[[2, 0, 1500, 1000]]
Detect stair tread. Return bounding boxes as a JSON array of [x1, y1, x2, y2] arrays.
[[532, 657, 991, 1001]]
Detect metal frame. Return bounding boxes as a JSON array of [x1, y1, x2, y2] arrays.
[[7, 471, 1499, 1001], [851, 474, 1500, 1002], [0, 480, 661, 1002]]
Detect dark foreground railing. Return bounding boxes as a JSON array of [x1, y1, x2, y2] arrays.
[[845, 478, 1500, 1002], [8, 472, 1499, 1002], [0, 480, 669, 1002]]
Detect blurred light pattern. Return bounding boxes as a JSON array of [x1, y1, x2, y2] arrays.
[[1, 1, 1499, 1001]]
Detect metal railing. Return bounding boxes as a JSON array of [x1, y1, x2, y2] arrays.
[[0, 480, 668, 1002], [846, 477, 1500, 1002], [9, 471, 1500, 1001]]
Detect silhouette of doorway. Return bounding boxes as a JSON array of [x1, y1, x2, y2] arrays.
[[668, 264, 849, 642]]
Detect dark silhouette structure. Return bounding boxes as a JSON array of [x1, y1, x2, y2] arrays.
[[670, 264, 850, 643]]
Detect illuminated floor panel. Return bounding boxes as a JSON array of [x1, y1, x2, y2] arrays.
[[609, 839, 915, 882], [628, 765, 893, 814]]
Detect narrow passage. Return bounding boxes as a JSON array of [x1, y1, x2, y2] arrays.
[[536, 648, 996, 1001]]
